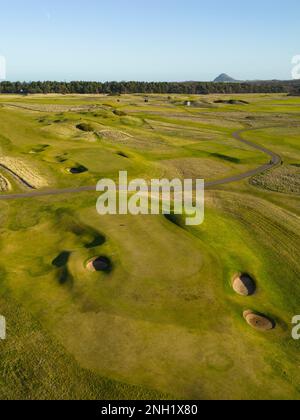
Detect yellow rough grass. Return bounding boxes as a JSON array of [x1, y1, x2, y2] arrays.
[[0, 157, 49, 188], [98, 129, 133, 141], [0, 173, 11, 191]]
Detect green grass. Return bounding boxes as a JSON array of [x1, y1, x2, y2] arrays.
[[0, 93, 300, 400], [0, 290, 168, 400]]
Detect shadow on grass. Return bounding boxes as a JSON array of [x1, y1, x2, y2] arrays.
[[52, 251, 74, 286], [52, 251, 71, 268], [91, 256, 113, 274], [69, 165, 88, 174], [85, 234, 106, 249], [164, 214, 184, 228], [210, 153, 241, 164]]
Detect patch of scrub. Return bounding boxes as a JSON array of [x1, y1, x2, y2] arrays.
[[251, 165, 300, 194], [0, 157, 49, 189]]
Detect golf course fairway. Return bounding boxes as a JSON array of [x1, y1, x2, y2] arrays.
[[0, 93, 299, 400]]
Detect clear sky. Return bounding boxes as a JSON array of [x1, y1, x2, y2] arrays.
[[0, 0, 299, 81]]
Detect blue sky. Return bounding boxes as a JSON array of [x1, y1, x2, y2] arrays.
[[0, 0, 300, 81]]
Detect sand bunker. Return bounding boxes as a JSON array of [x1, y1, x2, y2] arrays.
[[243, 310, 275, 331], [68, 165, 88, 174], [86, 256, 112, 273], [0, 157, 48, 188], [233, 273, 256, 296]]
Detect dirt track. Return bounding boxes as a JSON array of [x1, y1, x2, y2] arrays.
[[0, 127, 282, 201]]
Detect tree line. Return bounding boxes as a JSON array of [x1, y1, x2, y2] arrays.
[[0, 80, 299, 95]]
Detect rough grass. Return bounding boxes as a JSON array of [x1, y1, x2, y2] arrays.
[[0, 173, 10, 191], [158, 157, 233, 181], [251, 165, 300, 194], [0, 157, 49, 188], [97, 129, 132, 141]]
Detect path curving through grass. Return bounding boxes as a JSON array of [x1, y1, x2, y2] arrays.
[[0, 126, 282, 200]]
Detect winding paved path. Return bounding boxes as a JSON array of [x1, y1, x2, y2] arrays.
[[206, 127, 281, 187], [0, 126, 282, 201]]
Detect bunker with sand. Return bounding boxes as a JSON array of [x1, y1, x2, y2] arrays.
[[243, 310, 275, 331], [67, 165, 88, 174], [232, 273, 256, 296], [86, 256, 112, 273]]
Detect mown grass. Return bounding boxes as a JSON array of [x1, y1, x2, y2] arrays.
[[0, 290, 168, 400]]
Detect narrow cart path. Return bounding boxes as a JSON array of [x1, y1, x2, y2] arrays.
[[0, 126, 282, 201]]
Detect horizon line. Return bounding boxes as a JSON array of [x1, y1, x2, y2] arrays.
[[0, 78, 298, 83]]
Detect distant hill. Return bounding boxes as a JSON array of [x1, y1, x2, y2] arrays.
[[214, 73, 238, 83]]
